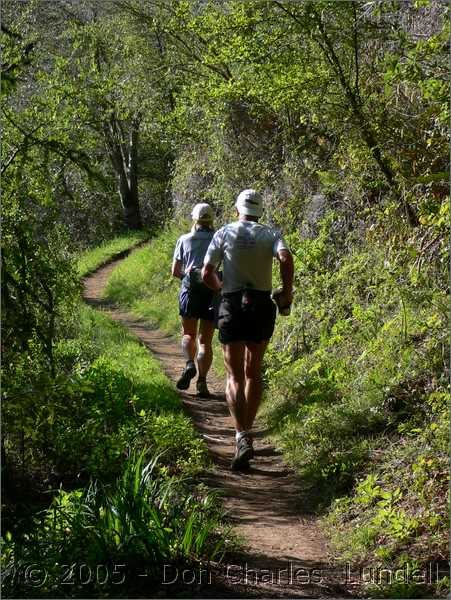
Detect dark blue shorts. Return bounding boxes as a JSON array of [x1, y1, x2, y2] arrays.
[[179, 287, 216, 321]]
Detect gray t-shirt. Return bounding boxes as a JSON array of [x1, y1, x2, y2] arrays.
[[173, 229, 215, 285], [204, 221, 289, 293]]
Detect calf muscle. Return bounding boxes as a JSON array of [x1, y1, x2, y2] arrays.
[[223, 341, 268, 433]]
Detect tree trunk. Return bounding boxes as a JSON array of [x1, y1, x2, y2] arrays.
[[104, 114, 143, 230], [118, 174, 142, 230]]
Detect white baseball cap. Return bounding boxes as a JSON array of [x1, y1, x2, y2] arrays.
[[191, 203, 213, 221], [235, 189, 263, 217]]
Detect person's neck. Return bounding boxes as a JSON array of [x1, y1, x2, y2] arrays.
[[238, 215, 258, 223]]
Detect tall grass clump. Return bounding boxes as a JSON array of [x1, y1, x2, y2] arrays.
[[3, 451, 226, 598]]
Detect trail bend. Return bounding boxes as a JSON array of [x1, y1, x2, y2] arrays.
[[83, 248, 353, 599]]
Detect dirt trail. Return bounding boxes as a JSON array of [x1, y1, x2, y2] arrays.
[[83, 250, 353, 599]]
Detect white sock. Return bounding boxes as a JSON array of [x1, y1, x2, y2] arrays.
[[236, 430, 251, 442]]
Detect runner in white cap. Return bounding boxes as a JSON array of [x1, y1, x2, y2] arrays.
[[172, 203, 217, 397], [202, 189, 294, 469]]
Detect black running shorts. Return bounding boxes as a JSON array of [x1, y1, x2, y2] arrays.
[[218, 291, 277, 344], [179, 287, 215, 321]]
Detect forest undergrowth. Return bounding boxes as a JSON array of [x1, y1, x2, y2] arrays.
[[264, 215, 449, 598], [2, 242, 228, 599]]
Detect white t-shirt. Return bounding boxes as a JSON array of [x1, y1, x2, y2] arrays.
[[204, 220, 289, 293]]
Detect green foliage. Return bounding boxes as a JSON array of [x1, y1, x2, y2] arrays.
[[2, 451, 226, 598], [262, 208, 449, 594], [2, 296, 220, 597], [325, 416, 449, 596], [4, 1, 450, 596], [264, 211, 448, 483], [3, 302, 208, 494], [2, 213, 80, 379], [155, 0, 449, 226], [2, 1, 175, 238]]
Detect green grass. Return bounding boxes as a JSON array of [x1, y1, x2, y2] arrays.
[[3, 449, 227, 598], [77, 231, 149, 277], [104, 225, 181, 333], [53, 303, 209, 478], [104, 224, 226, 377]]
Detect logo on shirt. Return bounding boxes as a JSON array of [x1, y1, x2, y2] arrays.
[[236, 231, 256, 250]]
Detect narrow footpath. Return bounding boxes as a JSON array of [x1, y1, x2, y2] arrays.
[[83, 248, 353, 599]]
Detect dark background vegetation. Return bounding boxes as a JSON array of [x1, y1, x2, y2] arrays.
[[2, 0, 449, 598]]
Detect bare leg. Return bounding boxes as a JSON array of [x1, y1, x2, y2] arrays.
[[222, 342, 246, 432], [197, 319, 215, 378], [181, 317, 198, 362], [244, 340, 269, 431], [177, 318, 199, 390]]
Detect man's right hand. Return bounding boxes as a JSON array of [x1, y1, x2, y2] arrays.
[[279, 288, 294, 307], [277, 250, 294, 306]]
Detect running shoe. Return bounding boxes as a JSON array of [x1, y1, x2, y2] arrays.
[[231, 436, 254, 471], [176, 361, 197, 390], [196, 378, 211, 398]]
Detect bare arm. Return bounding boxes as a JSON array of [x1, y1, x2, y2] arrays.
[[202, 263, 222, 292], [171, 259, 184, 279], [277, 249, 294, 305]]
